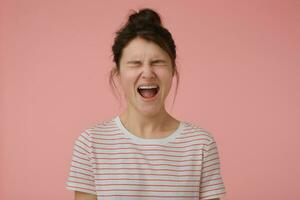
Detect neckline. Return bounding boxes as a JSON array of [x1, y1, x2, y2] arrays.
[[114, 115, 185, 145]]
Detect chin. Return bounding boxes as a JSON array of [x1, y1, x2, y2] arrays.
[[137, 105, 163, 117]]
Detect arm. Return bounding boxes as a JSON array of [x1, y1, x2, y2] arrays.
[[75, 191, 97, 200]]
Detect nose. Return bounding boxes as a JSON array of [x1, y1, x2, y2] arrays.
[[141, 64, 156, 79]]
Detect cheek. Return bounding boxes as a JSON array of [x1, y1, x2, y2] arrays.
[[156, 68, 173, 85], [163, 77, 173, 93], [119, 72, 137, 94]]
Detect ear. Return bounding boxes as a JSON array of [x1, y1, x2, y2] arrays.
[[172, 67, 176, 77], [111, 66, 116, 74], [111, 66, 120, 80]]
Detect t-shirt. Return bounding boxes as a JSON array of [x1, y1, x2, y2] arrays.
[[65, 116, 227, 200]]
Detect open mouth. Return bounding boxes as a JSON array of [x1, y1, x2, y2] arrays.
[[137, 85, 160, 99]]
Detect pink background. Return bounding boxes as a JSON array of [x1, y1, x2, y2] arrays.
[[1, 0, 300, 199]]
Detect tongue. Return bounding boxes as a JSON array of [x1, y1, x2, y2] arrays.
[[140, 89, 156, 98]]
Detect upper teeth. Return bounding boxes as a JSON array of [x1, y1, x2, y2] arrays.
[[138, 85, 158, 89]]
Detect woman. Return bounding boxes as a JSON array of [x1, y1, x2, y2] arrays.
[[66, 8, 226, 200]]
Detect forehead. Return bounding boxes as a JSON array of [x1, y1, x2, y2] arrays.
[[121, 38, 169, 60]]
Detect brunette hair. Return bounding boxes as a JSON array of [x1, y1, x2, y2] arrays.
[[110, 8, 179, 106]]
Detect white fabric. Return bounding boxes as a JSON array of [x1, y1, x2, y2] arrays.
[[66, 116, 226, 200]]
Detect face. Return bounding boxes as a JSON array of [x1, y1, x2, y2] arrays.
[[117, 37, 174, 117]]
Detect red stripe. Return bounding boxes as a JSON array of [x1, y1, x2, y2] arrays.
[[96, 172, 199, 177], [91, 132, 123, 137], [96, 183, 199, 188], [201, 171, 220, 179], [94, 125, 118, 129], [96, 178, 200, 182], [204, 151, 218, 158], [66, 185, 96, 193], [73, 148, 87, 157], [200, 191, 226, 198], [203, 142, 216, 151], [202, 166, 220, 173], [98, 194, 198, 198], [204, 156, 219, 163], [90, 133, 122, 138], [70, 170, 93, 178], [93, 162, 201, 167], [179, 130, 207, 135], [205, 147, 218, 154], [181, 127, 197, 132], [90, 141, 208, 149], [179, 134, 210, 140], [203, 162, 220, 170], [80, 133, 90, 143], [93, 157, 202, 163], [97, 188, 198, 193], [92, 147, 202, 153], [90, 137, 130, 140], [67, 180, 95, 187], [96, 167, 201, 172], [180, 130, 199, 134], [171, 138, 211, 144], [71, 164, 93, 173], [93, 152, 202, 157], [200, 185, 225, 193], [73, 153, 89, 162], [90, 128, 120, 132], [77, 139, 90, 149], [201, 178, 223, 185], [75, 143, 90, 154], [72, 159, 92, 167], [69, 175, 94, 182]]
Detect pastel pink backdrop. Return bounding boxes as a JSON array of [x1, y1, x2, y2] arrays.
[[1, 0, 299, 199]]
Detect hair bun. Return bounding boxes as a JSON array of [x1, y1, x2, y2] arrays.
[[128, 8, 162, 29]]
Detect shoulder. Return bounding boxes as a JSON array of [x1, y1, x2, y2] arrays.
[[182, 120, 215, 145], [77, 116, 119, 140]]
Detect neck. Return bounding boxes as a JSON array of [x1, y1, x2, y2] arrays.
[[119, 106, 177, 139]]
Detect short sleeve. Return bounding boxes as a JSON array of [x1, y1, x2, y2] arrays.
[[65, 132, 97, 195], [199, 136, 226, 199]]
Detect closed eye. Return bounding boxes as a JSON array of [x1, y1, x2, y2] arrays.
[[126, 61, 142, 67], [151, 60, 167, 65], [126, 60, 167, 67], [127, 61, 141, 64]]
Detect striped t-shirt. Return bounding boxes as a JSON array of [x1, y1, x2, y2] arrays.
[[66, 116, 226, 200]]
